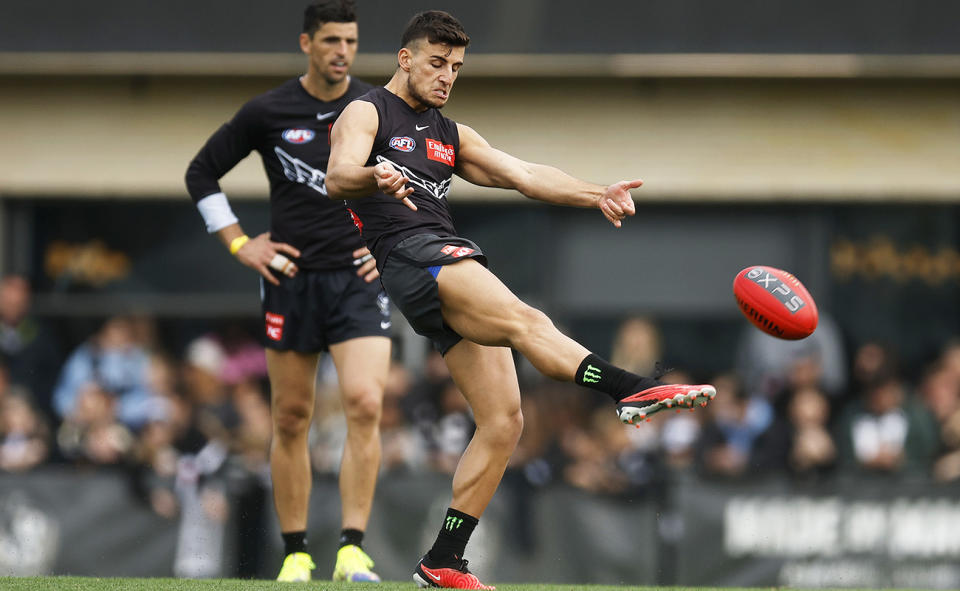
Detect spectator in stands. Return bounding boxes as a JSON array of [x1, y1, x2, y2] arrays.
[[563, 404, 664, 495], [228, 376, 273, 578], [217, 324, 269, 387], [0, 274, 60, 416], [695, 373, 774, 479], [181, 336, 237, 444], [0, 389, 50, 471], [786, 386, 836, 476], [231, 378, 272, 472], [56, 381, 134, 465], [428, 380, 474, 474], [846, 341, 898, 401], [0, 360, 12, 404], [379, 361, 427, 473], [52, 315, 157, 427], [131, 402, 181, 518], [609, 316, 662, 377], [836, 371, 938, 477], [917, 360, 960, 482], [402, 350, 452, 439], [561, 406, 630, 494], [756, 385, 836, 479], [939, 339, 960, 382], [657, 368, 704, 471], [309, 355, 347, 475], [736, 311, 847, 400]]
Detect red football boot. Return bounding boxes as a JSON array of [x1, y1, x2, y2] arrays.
[[414, 555, 494, 590], [616, 383, 717, 425]]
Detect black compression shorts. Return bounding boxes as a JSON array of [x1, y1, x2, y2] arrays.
[[379, 234, 487, 355]]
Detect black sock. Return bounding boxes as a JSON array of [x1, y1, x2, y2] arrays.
[[339, 528, 364, 549], [282, 531, 308, 556], [427, 508, 478, 564], [575, 353, 659, 402]]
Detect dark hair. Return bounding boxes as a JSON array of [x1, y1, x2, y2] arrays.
[[303, 0, 357, 37], [400, 10, 470, 50]]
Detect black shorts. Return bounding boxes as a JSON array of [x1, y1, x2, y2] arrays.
[[260, 267, 391, 353], [379, 234, 487, 355]]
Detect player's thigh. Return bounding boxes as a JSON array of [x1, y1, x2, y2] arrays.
[[328, 335, 391, 399], [435, 258, 529, 346], [265, 348, 321, 410], [443, 338, 521, 425]]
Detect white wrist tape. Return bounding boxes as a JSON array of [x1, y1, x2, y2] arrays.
[[197, 192, 239, 233]]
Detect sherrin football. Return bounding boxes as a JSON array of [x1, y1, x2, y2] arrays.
[[733, 266, 818, 340]]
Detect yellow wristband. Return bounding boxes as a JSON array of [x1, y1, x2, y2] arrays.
[[229, 234, 250, 255]]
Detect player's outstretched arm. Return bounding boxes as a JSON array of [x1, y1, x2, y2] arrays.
[[327, 101, 416, 210], [455, 123, 641, 227]]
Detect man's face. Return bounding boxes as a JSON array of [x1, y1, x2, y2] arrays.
[[301, 21, 359, 85], [0, 276, 29, 325], [405, 40, 465, 109]]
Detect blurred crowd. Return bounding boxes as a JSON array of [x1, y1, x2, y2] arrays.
[[3, 270, 960, 512]]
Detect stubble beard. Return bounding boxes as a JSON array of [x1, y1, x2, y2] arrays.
[[407, 77, 445, 110], [322, 69, 347, 87]]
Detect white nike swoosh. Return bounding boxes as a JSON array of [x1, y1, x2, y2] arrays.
[[380, 321, 392, 330], [415, 124, 429, 131], [317, 111, 337, 121], [425, 571, 441, 581]]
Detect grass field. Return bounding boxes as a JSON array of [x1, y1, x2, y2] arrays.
[[0, 580, 803, 591], [0, 579, 931, 591]]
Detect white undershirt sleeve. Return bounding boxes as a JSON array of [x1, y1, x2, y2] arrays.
[[196, 192, 239, 233]]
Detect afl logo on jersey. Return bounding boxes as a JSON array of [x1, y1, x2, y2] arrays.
[[389, 136, 416, 152], [282, 128, 316, 144]]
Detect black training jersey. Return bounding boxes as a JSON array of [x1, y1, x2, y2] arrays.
[[349, 87, 460, 266], [186, 77, 373, 270]]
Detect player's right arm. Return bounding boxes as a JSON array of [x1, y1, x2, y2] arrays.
[[455, 123, 641, 228], [326, 101, 417, 210], [185, 103, 299, 285]]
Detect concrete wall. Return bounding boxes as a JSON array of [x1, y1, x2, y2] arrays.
[[1, 75, 958, 201]]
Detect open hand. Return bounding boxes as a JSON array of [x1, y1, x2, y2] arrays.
[[598, 179, 642, 228], [352, 246, 379, 283], [234, 232, 300, 285]]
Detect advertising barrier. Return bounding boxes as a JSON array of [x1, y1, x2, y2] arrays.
[[3, 469, 960, 587]]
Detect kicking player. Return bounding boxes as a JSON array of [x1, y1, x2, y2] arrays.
[[326, 10, 717, 590], [185, 1, 387, 583]]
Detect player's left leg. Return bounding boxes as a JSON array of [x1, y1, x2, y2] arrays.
[[435, 258, 715, 425], [413, 339, 518, 590], [328, 335, 390, 582]]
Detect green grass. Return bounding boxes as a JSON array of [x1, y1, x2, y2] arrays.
[[0, 580, 925, 591], [0, 580, 788, 591]]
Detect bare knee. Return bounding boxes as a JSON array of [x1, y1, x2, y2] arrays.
[[341, 384, 383, 428], [504, 302, 553, 344], [479, 406, 524, 450], [273, 399, 313, 442]]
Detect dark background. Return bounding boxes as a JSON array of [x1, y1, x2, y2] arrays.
[[2, 0, 959, 54]]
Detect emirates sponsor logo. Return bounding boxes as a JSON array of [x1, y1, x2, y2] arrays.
[[426, 138, 455, 166]]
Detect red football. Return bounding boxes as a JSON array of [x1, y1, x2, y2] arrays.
[[733, 266, 818, 340]]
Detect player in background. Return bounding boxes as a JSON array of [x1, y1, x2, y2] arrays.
[[326, 10, 716, 590], [185, 1, 388, 583]]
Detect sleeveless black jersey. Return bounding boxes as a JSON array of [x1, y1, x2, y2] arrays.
[[349, 87, 460, 266], [186, 77, 373, 270]]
